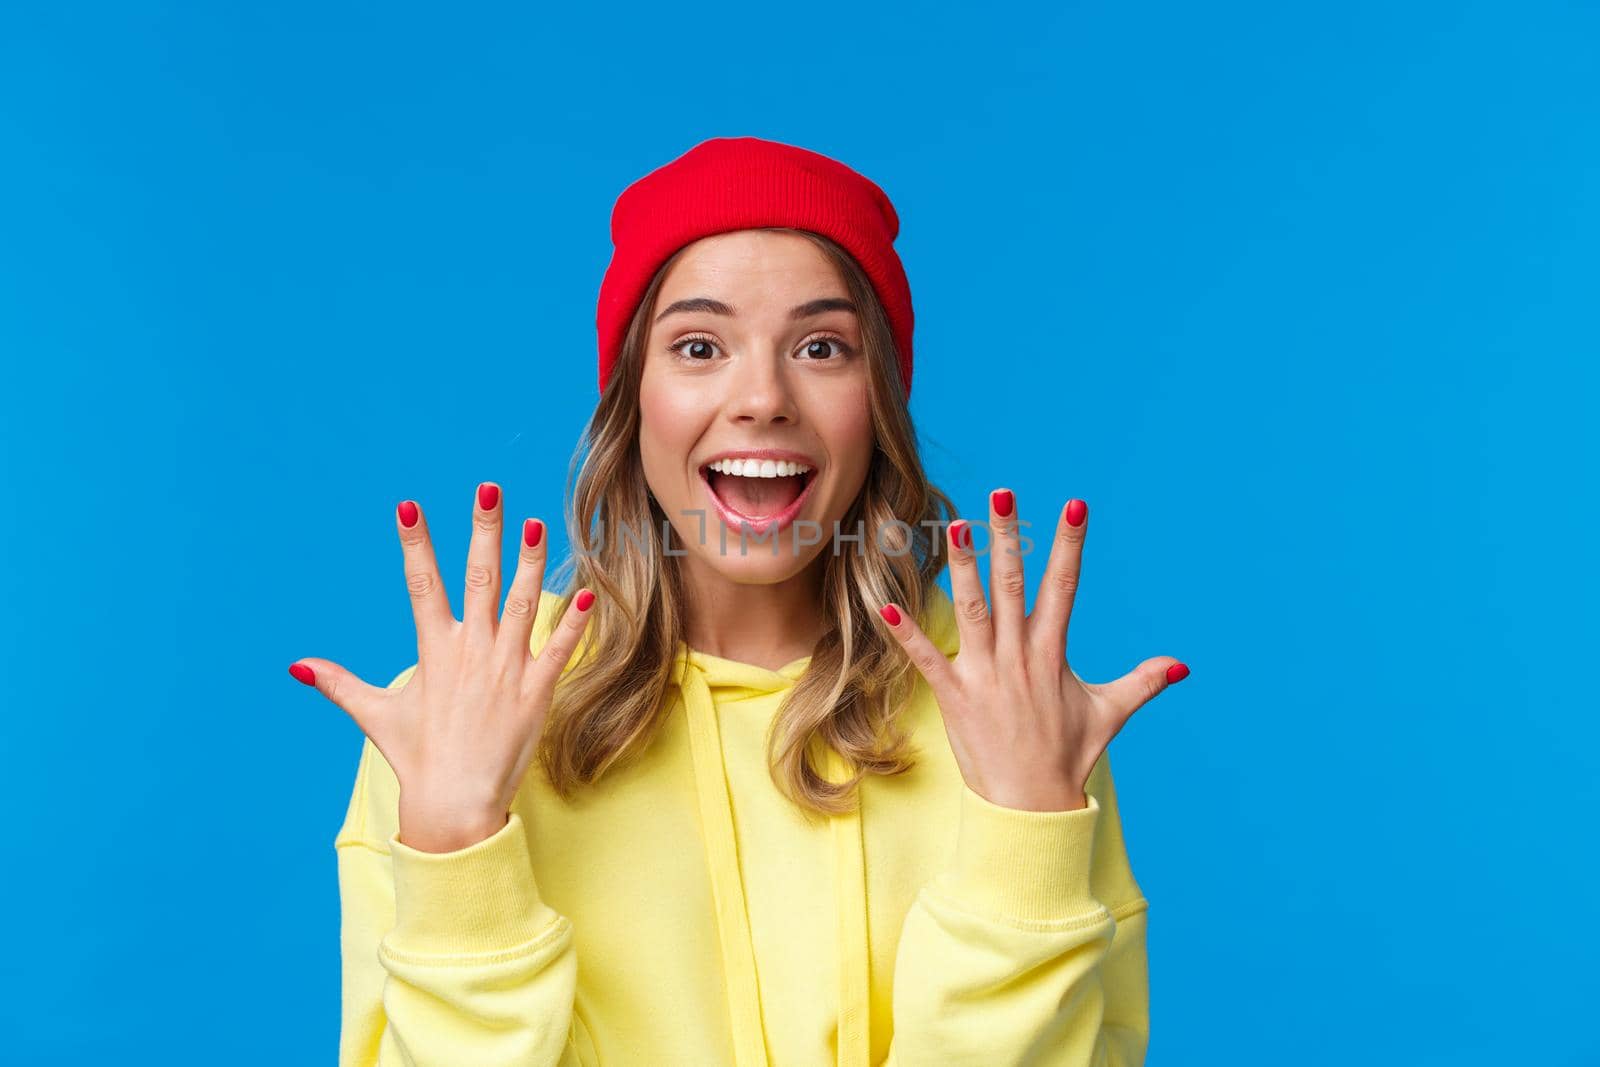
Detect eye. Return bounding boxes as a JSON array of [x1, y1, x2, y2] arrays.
[[798, 334, 853, 360], [667, 334, 721, 362]]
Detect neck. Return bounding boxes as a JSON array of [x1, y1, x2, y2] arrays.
[[679, 554, 827, 671]]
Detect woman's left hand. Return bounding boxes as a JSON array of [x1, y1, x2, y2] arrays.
[[878, 489, 1189, 812]]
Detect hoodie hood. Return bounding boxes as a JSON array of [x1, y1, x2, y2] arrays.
[[668, 583, 960, 1067]]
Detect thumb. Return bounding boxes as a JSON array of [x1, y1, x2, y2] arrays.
[[288, 658, 388, 737], [1095, 656, 1190, 722]]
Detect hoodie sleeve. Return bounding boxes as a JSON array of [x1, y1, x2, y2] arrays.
[[335, 665, 591, 1067], [883, 751, 1150, 1066]]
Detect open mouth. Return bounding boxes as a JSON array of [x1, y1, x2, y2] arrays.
[[698, 457, 818, 535]]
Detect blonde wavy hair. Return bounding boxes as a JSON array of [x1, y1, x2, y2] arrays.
[[538, 227, 956, 817]]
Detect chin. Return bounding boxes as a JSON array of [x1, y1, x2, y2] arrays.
[[688, 536, 827, 585]]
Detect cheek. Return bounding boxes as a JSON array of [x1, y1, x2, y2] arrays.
[[639, 362, 711, 429], [819, 394, 875, 496], [833, 383, 873, 450], [638, 379, 702, 482]]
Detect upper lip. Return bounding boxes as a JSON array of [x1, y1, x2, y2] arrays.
[[699, 447, 819, 471]]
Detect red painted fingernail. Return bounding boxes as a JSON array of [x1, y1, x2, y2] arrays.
[[575, 589, 596, 612], [1066, 499, 1087, 527], [524, 518, 544, 548], [950, 520, 972, 551], [879, 603, 902, 626], [992, 489, 1014, 517], [1166, 663, 1189, 684], [478, 483, 500, 510], [288, 663, 316, 686], [397, 500, 419, 528]]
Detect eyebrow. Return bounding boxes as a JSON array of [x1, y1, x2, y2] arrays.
[[654, 297, 857, 324]]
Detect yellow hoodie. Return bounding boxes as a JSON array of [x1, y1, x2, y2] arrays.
[[335, 583, 1150, 1066]]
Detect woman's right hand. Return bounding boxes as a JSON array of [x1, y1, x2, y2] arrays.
[[289, 482, 597, 853]]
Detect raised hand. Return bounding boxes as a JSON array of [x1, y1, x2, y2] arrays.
[[877, 489, 1188, 812], [289, 482, 597, 852]]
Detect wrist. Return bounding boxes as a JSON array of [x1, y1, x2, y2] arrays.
[[981, 785, 1089, 812], [398, 795, 509, 853], [968, 770, 1088, 812]]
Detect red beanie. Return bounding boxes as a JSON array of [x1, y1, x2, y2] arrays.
[[595, 136, 915, 398]]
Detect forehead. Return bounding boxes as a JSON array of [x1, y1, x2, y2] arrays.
[[655, 230, 845, 302]]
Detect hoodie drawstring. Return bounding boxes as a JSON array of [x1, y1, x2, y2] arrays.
[[827, 744, 871, 1067], [673, 650, 873, 1067], [676, 655, 771, 1066]]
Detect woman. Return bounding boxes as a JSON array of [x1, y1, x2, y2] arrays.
[[292, 136, 1185, 1066]]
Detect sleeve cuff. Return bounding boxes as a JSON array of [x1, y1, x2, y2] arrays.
[[938, 784, 1104, 923], [387, 811, 562, 956]]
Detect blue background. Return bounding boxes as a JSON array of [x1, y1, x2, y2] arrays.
[[2, 2, 1594, 1063]]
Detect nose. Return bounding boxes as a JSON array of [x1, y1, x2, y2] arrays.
[[725, 349, 798, 426]]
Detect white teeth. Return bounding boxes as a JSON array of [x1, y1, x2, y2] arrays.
[[708, 458, 813, 478]]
